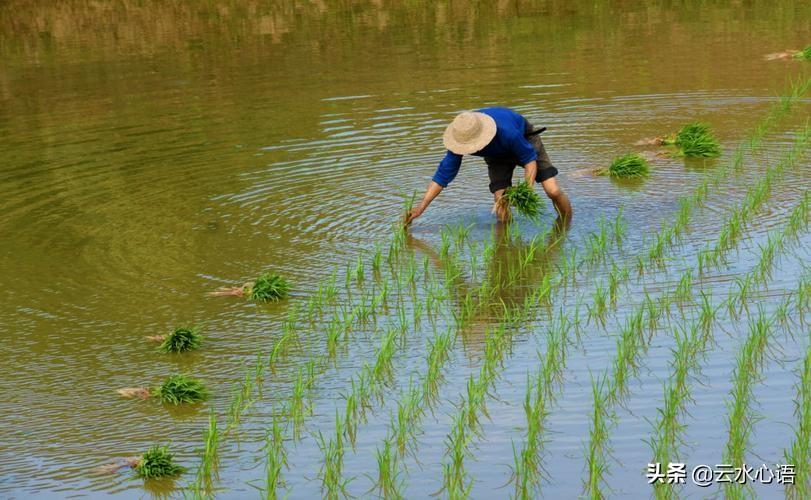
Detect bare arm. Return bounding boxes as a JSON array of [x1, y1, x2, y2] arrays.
[[523, 160, 538, 185], [404, 181, 444, 226]]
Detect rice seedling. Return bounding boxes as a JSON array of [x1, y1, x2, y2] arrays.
[[495, 181, 542, 220], [195, 412, 220, 493], [157, 326, 202, 353], [133, 444, 186, 479], [794, 45, 811, 61], [784, 345, 811, 498], [248, 272, 291, 302], [598, 152, 650, 179], [288, 364, 315, 440], [723, 309, 772, 498], [154, 374, 209, 405], [584, 376, 610, 499], [442, 412, 473, 499], [265, 418, 286, 500], [648, 323, 707, 500], [672, 198, 691, 237], [373, 439, 404, 499], [511, 331, 567, 498], [355, 254, 365, 283], [607, 263, 628, 304], [588, 282, 609, 327], [674, 269, 693, 303], [316, 418, 349, 500]]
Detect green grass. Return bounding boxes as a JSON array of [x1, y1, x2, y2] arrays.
[[499, 181, 542, 219], [671, 122, 722, 158], [158, 326, 202, 353], [795, 45, 811, 61], [154, 374, 209, 405], [249, 272, 291, 302], [600, 153, 650, 179], [134, 445, 186, 479]]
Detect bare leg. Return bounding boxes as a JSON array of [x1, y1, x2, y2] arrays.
[[540, 177, 572, 228], [491, 188, 512, 223]]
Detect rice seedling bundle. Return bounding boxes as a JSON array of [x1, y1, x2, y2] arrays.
[[158, 326, 202, 353], [796, 45, 811, 61], [672, 122, 722, 158], [249, 272, 290, 302], [134, 445, 186, 479], [154, 374, 209, 405], [600, 153, 650, 178], [497, 181, 542, 219]]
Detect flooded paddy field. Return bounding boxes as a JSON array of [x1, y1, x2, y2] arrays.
[[1, 1, 810, 498]]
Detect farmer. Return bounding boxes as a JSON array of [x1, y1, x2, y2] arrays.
[[404, 107, 572, 225]]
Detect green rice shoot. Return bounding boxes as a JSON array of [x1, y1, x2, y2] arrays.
[[795, 45, 811, 61], [154, 374, 209, 405], [134, 445, 186, 479], [500, 181, 542, 219], [159, 327, 202, 353], [600, 153, 650, 179], [249, 272, 290, 303]]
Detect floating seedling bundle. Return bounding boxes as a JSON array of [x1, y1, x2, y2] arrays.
[[494, 181, 542, 220], [158, 327, 202, 353], [664, 122, 722, 158], [797, 45, 811, 61], [155, 374, 209, 405], [134, 445, 186, 479], [118, 374, 208, 405], [599, 153, 650, 178], [248, 272, 290, 303]]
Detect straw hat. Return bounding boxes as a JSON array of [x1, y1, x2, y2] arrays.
[[443, 111, 497, 155]]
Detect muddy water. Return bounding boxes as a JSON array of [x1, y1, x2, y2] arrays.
[[1, 1, 810, 498]]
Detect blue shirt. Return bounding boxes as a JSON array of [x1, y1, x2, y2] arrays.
[[432, 107, 537, 187]]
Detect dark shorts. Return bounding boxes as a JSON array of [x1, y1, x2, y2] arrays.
[[484, 120, 558, 194]]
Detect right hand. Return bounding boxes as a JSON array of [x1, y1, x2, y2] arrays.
[[403, 205, 424, 226]]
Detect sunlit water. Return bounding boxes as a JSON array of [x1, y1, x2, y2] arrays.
[[1, 1, 810, 498]]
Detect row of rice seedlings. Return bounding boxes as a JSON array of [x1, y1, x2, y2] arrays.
[[256, 224, 440, 496], [722, 308, 773, 499], [316, 412, 350, 499], [644, 188, 811, 497], [263, 417, 287, 500], [508, 81, 811, 496], [586, 183, 808, 495], [784, 344, 811, 498], [584, 375, 611, 499], [441, 310, 578, 498], [647, 321, 710, 499], [740, 76, 810, 163], [369, 326, 456, 496], [703, 123, 810, 272], [288, 360, 317, 440], [192, 412, 220, 496], [591, 134, 810, 491], [511, 325, 567, 498], [224, 366, 260, 435]]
